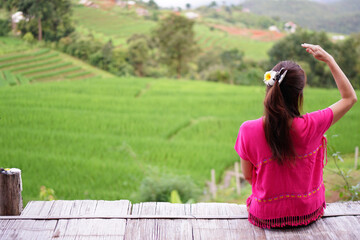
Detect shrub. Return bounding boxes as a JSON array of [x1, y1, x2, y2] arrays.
[[137, 169, 201, 202], [23, 32, 35, 44], [0, 19, 11, 36]]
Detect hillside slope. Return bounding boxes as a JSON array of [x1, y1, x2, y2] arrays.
[[242, 0, 360, 34], [0, 37, 114, 86]]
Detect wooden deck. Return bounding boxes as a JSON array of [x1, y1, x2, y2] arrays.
[[0, 200, 359, 239]]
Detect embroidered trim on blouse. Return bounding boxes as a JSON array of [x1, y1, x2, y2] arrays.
[[255, 143, 324, 168], [248, 202, 325, 229], [253, 181, 324, 203]]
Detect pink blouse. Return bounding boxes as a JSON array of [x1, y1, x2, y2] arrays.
[[234, 108, 333, 228]]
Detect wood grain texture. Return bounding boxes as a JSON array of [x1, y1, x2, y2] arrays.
[[0, 170, 22, 215], [0, 200, 359, 239]]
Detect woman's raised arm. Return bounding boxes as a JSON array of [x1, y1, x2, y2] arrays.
[[301, 43, 357, 125]]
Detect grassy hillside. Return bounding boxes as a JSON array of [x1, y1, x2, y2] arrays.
[[72, 5, 157, 46], [242, 0, 360, 34], [0, 37, 114, 86], [0, 76, 358, 204], [72, 4, 275, 60]]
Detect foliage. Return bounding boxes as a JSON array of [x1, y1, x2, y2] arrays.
[[268, 29, 360, 88], [327, 140, 360, 201], [137, 169, 201, 203], [22, 31, 34, 43], [89, 40, 113, 71], [335, 33, 360, 89], [268, 29, 335, 88], [39, 186, 56, 201], [147, 0, 158, 10], [17, 0, 74, 41], [0, 19, 10, 36], [170, 190, 182, 203], [127, 34, 150, 77], [153, 13, 199, 78], [109, 47, 134, 76]]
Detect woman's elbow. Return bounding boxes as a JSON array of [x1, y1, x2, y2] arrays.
[[244, 176, 252, 185], [352, 95, 358, 105]]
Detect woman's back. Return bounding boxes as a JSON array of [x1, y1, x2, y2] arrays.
[[235, 108, 333, 228], [235, 43, 357, 229]]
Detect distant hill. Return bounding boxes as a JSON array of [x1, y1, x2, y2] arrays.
[[242, 0, 360, 34]]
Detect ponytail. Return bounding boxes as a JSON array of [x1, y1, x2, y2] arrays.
[[263, 61, 305, 165]]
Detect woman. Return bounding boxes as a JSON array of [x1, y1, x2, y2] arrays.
[[234, 43, 357, 228]]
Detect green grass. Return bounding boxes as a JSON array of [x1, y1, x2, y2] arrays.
[[72, 5, 157, 46], [0, 37, 114, 85], [0, 76, 358, 205], [0, 36, 32, 55]]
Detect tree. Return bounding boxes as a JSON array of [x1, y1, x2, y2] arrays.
[[127, 34, 150, 77], [18, 0, 52, 41], [220, 48, 244, 84], [147, 0, 158, 9], [186, 3, 191, 10], [18, 0, 73, 41], [209, 1, 217, 8], [336, 33, 360, 89], [153, 14, 199, 78], [268, 29, 337, 88], [0, 0, 20, 33]]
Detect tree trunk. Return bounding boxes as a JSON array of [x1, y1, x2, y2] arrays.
[[11, 11, 16, 34], [136, 63, 143, 77], [0, 168, 23, 215], [38, 17, 42, 41], [177, 55, 182, 79]]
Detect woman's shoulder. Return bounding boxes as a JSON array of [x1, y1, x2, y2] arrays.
[[292, 108, 333, 144], [294, 108, 333, 128], [240, 117, 263, 132]]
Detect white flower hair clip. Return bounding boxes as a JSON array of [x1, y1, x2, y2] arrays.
[[263, 68, 288, 86]]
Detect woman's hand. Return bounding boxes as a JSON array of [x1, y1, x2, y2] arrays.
[[301, 43, 333, 63]]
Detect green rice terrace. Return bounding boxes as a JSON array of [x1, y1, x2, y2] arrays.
[[0, 37, 113, 87], [0, 70, 359, 204]]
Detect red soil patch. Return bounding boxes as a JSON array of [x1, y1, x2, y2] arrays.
[[212, 24, 285, 42]]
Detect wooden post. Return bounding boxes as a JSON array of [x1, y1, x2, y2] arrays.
[[211, 169, 217, 199], [0, 168, 22, 215], [234, 162, 241, 195], [355, 146, 359, 170]]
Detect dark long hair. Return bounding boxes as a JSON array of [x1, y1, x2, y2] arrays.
[[264, 61, 306, 165]]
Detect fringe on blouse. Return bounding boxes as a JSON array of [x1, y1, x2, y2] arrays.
[[248, 202, 326, 229]]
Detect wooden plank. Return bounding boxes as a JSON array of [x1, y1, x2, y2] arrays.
[[0, 220, 9, 237], [324, 201, 360, 217], [190, 203, 246, 240], [126, 202, 193, 240], [53, 200, 131, 240], [2, 200, 360, 240], [94, 200, 131, 216], [0, 219, 56, 240], [321, 215, 360, 240], [9, 201, 58, 239], [155, 202, 192, 240]]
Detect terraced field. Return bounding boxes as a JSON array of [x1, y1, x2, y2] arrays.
[[72, 5, 276, 60], [0, 47, 108, 86], [73, 5, 157, 46]]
